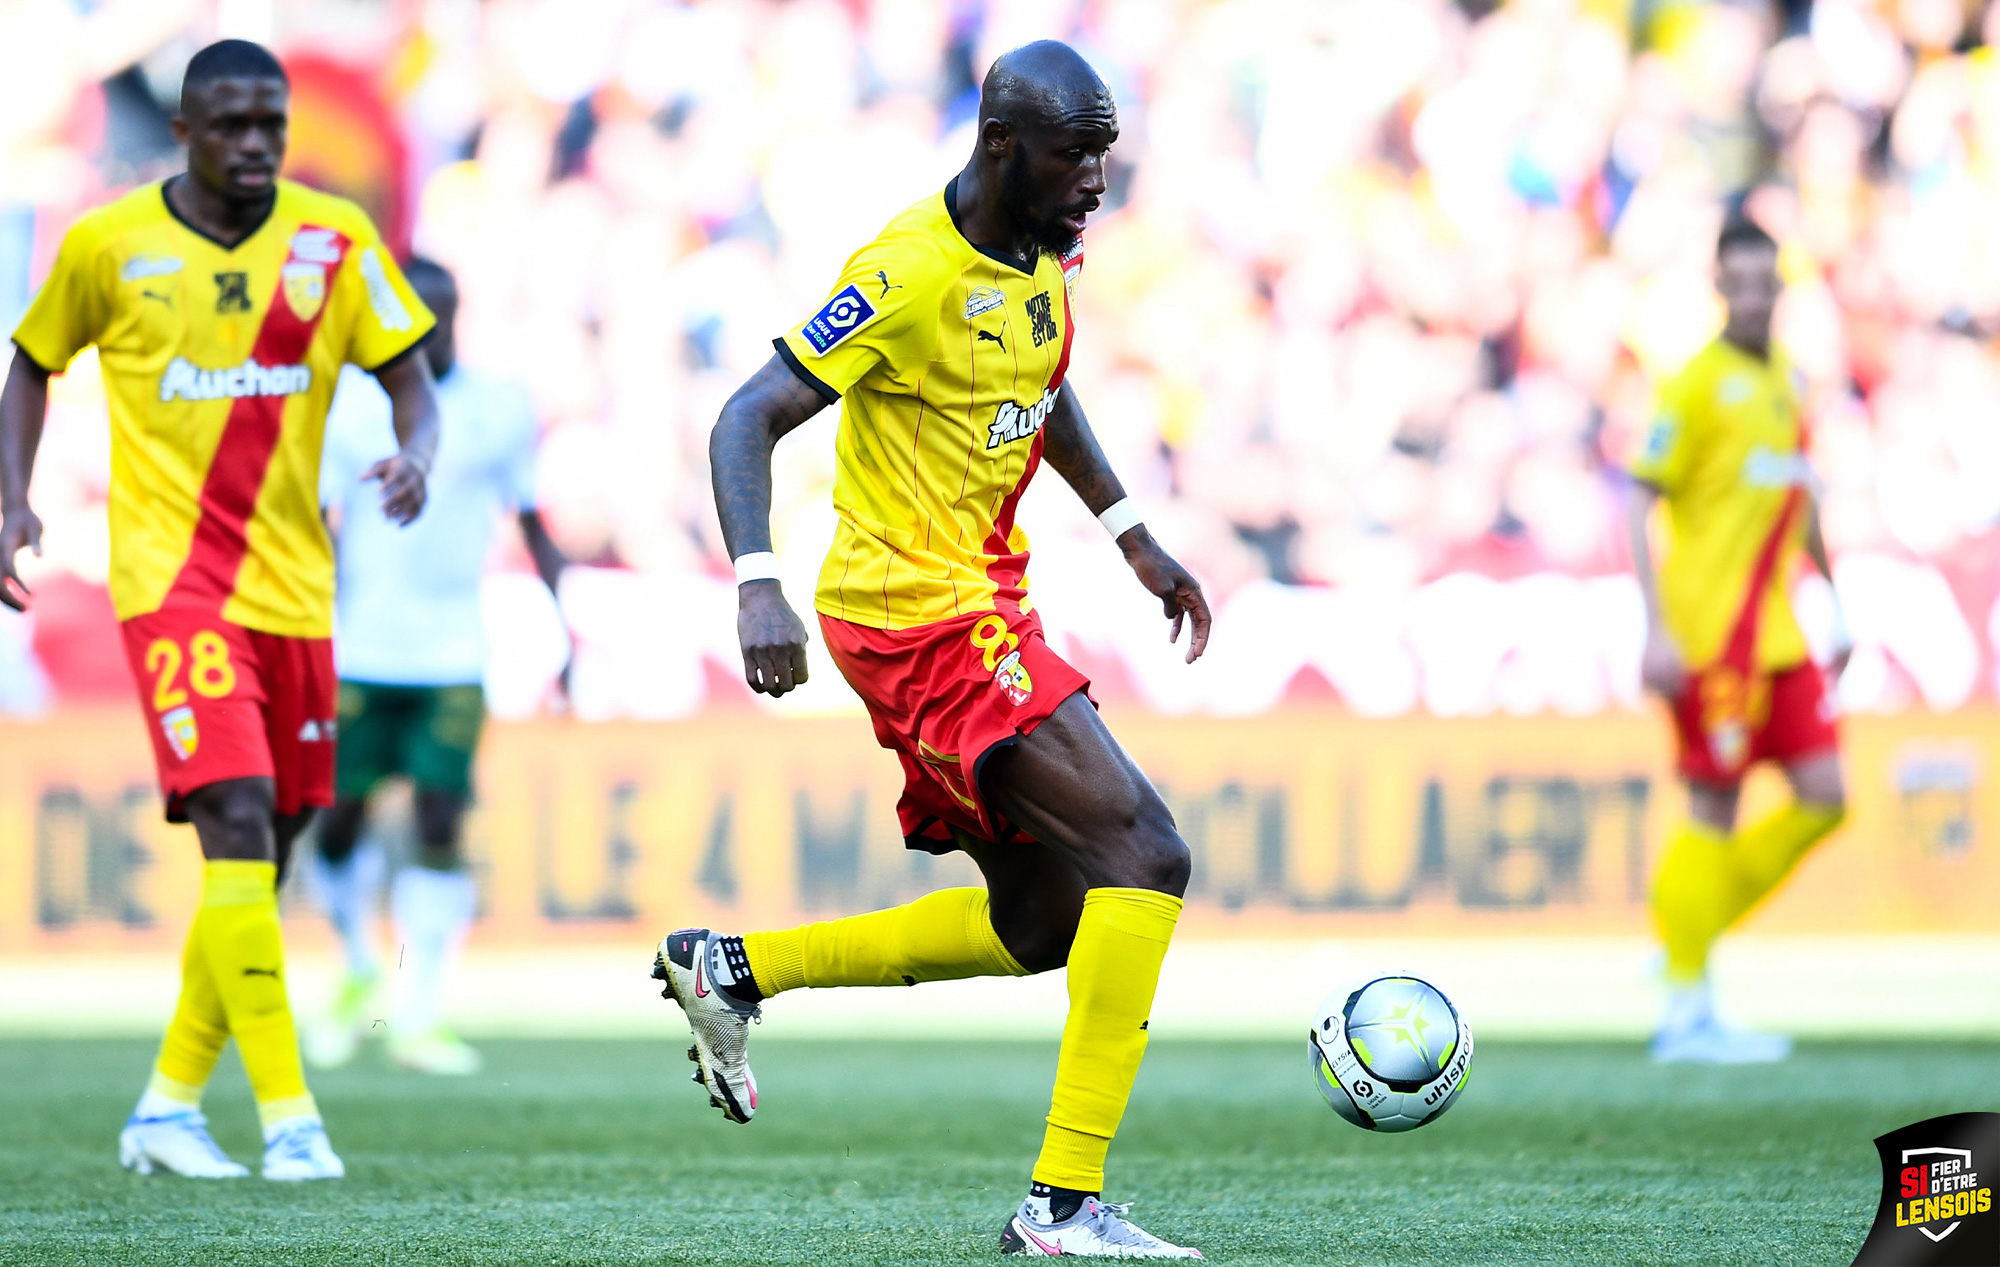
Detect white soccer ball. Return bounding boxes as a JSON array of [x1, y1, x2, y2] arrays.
[[1310, 975, 1473, 1133]]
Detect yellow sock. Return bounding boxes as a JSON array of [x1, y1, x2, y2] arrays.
[[1725, 801, 1845, 925], [196, 860, 316, 1129], [149, 921, 230, 1103], [1651, 820, 1735, 984], [1033, 888, 1182, 1193], [743, 887, 1028, 996]]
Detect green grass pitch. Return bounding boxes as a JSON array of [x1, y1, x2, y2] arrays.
[[1, 1036, 1987, 1264]]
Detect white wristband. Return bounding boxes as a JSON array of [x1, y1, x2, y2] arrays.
[[1098, 498, 1143, 540], [733, 551, 780, 585]]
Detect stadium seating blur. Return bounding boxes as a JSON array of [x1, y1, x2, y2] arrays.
[[5, 0, 2000, 720]]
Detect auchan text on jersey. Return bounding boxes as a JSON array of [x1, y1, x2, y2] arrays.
[[159, 357, 312, 403], [987, 388, 1058, 450]]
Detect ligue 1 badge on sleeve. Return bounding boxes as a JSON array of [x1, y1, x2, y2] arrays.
[[1853, 1113, 2000, 1265]]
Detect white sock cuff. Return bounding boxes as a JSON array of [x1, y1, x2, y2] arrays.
[[392, 867, 477, 932]]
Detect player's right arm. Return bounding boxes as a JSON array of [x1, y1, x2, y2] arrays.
[[0, 353, 51, 611], [709, 355, 831, 697], [2, 214, 112, 611], [1628, 371, 1699, 698], [1624, 479, 1680, 697]]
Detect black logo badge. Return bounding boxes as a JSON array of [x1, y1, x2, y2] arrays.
[[977, 329, 1005, 351], [874, 269, 901, 299], [1853, 1113, 2000, 1265], [215, 271, 251, 313], [1025, 291, 1057, 348]]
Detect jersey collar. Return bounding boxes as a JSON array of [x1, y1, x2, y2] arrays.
[[160, 175, 278, 252], [944, 177, 1039, 277]]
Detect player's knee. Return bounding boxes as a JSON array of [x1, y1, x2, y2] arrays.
[[188, 782, 277, 859], [414, 789, 466, 854], [1113, 790, 1189, 897]]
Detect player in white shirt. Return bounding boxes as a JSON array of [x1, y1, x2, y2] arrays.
[[308, 260, 567, 1075]]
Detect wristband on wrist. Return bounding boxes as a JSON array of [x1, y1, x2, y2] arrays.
[[733, 551, 780, 585], [1098, 498, 1143, 540]]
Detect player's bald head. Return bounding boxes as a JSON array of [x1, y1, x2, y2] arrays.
[[963, 41, 1116, 260], [979, 41, 1114, 133]]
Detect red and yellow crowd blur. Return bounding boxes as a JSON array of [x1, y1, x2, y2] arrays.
[[6, 0, 2000, 722], [6, 1, 2000, 957]]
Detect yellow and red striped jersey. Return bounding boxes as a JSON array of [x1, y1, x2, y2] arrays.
[[12, 178, 433, 637], [1631, 338, 1812, 672], [777, 179, 1080, 631]]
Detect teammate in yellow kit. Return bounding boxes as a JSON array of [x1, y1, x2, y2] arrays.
[[0, 41, 439, 1176], [652, 42, 1211, 1258], [1627, 218, 1850, 1065]]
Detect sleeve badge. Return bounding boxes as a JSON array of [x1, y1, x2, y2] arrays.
[[801, 284, 879, 354]]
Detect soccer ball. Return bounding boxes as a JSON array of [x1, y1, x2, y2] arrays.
[[1310, 975, 1473, 1133]]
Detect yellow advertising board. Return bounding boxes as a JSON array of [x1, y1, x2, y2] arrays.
[[2, 707, 1995, 954]]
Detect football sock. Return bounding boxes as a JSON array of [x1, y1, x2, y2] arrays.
[[1650, 819, 1735, 984], [1032, 888, 1182, 1194], [741, 887, 1028, 997], [195, 860, 317, 1130], [391, 866, 477, 1036], [312, 838, 383, 982], [1724, 801, 1845, 925], [146, 918, 230, 1107], [1027, 1180, 1094, 1223]]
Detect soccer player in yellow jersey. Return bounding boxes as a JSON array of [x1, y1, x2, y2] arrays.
[[0, 41, 440, 1177], [653, 42, 1211, 1258], [1627, 219, 1851, 1065]]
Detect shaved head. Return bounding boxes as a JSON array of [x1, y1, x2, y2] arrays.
[[966, 41, 1118, 260], [980, 40, 1114, 133]]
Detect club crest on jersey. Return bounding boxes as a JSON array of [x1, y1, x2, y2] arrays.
[[281, 263, 326, 321], [161, 706, 198, 760], [993, 649, 1034, 707], [987, 387, 1058, 450], [801, 284, 878, 354], [964, 286, 1005, 320]]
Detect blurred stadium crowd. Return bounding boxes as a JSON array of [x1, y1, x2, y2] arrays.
[[4, 0, 2000, 720]]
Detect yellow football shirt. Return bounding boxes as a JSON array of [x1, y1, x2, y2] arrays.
[[1631, 338, 1812, 672], [777, 179, 1080, 631], [12, 178, 433, 638]]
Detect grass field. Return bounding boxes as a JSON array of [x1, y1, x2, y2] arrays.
[[1, 1036, 1986, 1265]]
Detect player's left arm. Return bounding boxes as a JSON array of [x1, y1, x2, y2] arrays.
[[518, 509, 573, 696], [1041, 382, 1211, 662], [1802, 494, 1852, 678], [365, 351, 440, 526]]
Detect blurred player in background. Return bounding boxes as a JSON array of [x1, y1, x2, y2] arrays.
[[308, 258, 565, 1076], [1628, 219, 1851, 1065], [655, 43, 1210, 1258], [0, 41, 438, 1176]]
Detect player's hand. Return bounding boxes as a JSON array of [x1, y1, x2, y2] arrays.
[[1640, 620, 1685, 698], [0, 505, 43, 612], [1122, 530, 1211, 664], [365, 452, 429, 526], [738, 579, 810, 696]]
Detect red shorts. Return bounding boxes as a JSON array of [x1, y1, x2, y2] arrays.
[[120, 606, 338, 822], [1671, 660, 1839, 785], [820, 606, 1093, 852]]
